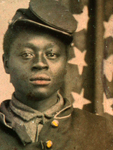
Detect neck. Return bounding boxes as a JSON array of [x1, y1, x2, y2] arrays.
[[14, 92, 58, 112]]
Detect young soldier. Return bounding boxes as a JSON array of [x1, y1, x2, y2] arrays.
[[0, 0, 113, 149]]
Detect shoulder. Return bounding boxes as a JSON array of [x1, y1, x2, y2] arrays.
[[69, 108, 113, 149], [71, 108, 110, 131], [71, 108, 113, 139], [72, 108, 105, 122]]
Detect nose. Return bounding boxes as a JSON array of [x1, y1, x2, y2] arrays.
[[32, 52, 48, 70]]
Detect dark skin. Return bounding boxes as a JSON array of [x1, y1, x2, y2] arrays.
[[3, 30, 68, 112]]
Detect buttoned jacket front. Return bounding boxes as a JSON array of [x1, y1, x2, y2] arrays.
[[0, 99, 113, 150]]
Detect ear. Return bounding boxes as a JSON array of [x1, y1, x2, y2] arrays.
[[2, 54, 10, 74]]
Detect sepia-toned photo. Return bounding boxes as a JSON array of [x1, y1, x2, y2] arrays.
[[0, 0, 113, 149]]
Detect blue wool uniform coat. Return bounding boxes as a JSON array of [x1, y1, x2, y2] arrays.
[[0, 99, 113, 150]]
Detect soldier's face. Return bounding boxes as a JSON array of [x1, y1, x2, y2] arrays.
[[4, 30, 67, 100]]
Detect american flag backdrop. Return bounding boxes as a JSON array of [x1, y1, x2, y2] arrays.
[[60, 0, 113, 121]]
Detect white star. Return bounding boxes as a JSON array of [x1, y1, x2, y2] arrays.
[[73, 6, 89, 32], [72, 89, 91, 109], [103, 55, 113, 82], [68, 47, 88, 75], [103, 93, 113, 115], [104, 15, 113, 38]]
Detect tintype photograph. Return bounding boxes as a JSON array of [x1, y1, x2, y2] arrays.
[[0, 0, 113, 149]]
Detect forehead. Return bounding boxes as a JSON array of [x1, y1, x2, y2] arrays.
[[11, 29, 67, 49]]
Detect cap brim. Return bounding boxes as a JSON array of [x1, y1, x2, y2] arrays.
[[12, 19, 73, 42]]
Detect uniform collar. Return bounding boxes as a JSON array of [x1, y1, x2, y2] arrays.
[[0, 96, 73, 146], [10, 92, 64, 121]]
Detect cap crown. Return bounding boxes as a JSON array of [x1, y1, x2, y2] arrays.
[[8, 0, 77, 43], [29, 0, 77, 34]]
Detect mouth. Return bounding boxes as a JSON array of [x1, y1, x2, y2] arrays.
[[30, 74, 51, 85]]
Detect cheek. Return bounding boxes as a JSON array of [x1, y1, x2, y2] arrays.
[[9, 66, 29, 83], [49, 61, 67, 79], [8, 59, 29, 80]]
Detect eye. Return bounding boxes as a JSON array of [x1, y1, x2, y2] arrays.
[[21, 53, 34, 59], [46, 52, 59, 59]]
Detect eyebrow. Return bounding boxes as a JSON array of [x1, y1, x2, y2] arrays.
[[23, 43, 38, 50], [23, 43, 55, 50]]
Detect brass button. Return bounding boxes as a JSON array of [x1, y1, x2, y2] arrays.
[[8, 19, 12, 25], [51, 120, 59, 127], [71, 42, 74, 47], [46, 140, 53, 148]]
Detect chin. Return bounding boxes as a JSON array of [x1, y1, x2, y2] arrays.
[[26, 89, 55, 100]]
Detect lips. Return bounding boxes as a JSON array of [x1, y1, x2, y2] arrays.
[[30, 74, 51, 85]]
